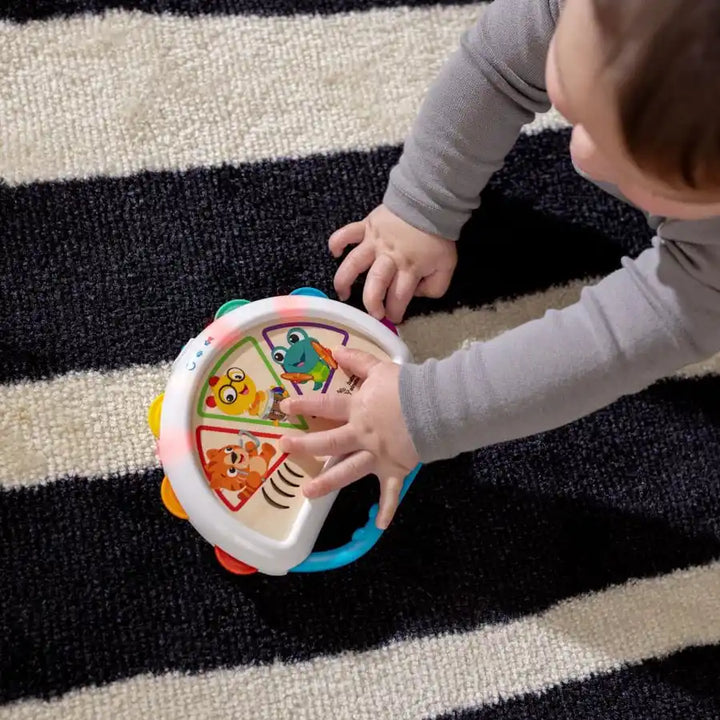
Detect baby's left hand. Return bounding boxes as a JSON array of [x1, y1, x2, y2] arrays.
[[279, 347, 419, 529]]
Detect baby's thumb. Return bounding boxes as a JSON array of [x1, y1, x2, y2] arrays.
[[415, 270, 452, 299]]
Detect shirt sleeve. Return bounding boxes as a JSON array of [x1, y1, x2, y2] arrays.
[[400, 218, 720, 463], [383, 0, 560, 240]]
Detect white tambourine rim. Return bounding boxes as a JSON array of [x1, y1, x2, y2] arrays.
[[159, 295, 413, 574]]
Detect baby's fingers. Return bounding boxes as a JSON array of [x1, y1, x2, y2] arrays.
[[415, 268, 453, 299], [281, 425, 361, 458], [363, 255, 396, 320], [376, 475, 403, 529], [281, 393, 350, 422], [334, 243, 374, 301], [385, 270, 418, 324], [329, 221, 365, 258], [303, 450, 374, 499]]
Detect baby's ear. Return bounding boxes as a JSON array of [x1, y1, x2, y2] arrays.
[[206, 396, 217, 408], [206, 449, 219, 461], [208, 376, 219, 387]]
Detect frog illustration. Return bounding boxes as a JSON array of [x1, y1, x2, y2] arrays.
[[271, 328, 338, 391]]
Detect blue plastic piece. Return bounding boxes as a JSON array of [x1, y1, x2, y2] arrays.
[[290, 287, 329, 299], [289, 463, 422, 573]]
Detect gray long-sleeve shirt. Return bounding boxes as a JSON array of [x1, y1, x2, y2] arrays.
[[393, 0, 720, 463]]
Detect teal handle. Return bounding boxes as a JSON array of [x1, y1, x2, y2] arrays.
[[289, 464, 421, 572]]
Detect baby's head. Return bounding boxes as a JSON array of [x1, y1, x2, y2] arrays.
[[547, 0, 720, 220]]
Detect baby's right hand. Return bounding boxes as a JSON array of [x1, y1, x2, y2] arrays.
[[330, 205, 457, 324]]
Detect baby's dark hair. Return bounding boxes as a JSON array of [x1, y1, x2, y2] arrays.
[[591, 0, 720, 191]]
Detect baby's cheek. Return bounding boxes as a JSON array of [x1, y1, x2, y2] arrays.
[[570, 126, 613, 183], [569, 126, 595, 173]]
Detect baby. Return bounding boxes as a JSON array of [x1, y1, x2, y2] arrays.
[[280, 0, 720, 529]]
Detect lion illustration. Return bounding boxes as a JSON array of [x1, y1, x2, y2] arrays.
[[205, 437, 276, 499]]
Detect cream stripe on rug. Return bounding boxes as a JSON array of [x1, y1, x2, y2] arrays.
[[0, 6, 568, 185], [0, 278, 716, 489], [2, 560, 719, 720]]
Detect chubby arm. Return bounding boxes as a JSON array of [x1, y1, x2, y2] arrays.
[[384, 0, 560, 240], [401, 218, 720, 462], [280, 223, 720, 526], [330, 0, 560, 322]]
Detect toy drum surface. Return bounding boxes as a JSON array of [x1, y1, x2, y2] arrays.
[[147, 287, 421, 576]]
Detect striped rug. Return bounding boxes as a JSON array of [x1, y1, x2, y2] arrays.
[[2, 1, 720, 718]]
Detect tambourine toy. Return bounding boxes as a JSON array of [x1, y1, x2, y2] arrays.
[[147, 287, 422, 576]]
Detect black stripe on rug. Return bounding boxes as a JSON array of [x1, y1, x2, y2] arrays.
[[1, 130, 651, 383], [435, 644, 720, 720], [2, 376, 719, 702], [0, 0, 479, 22]]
